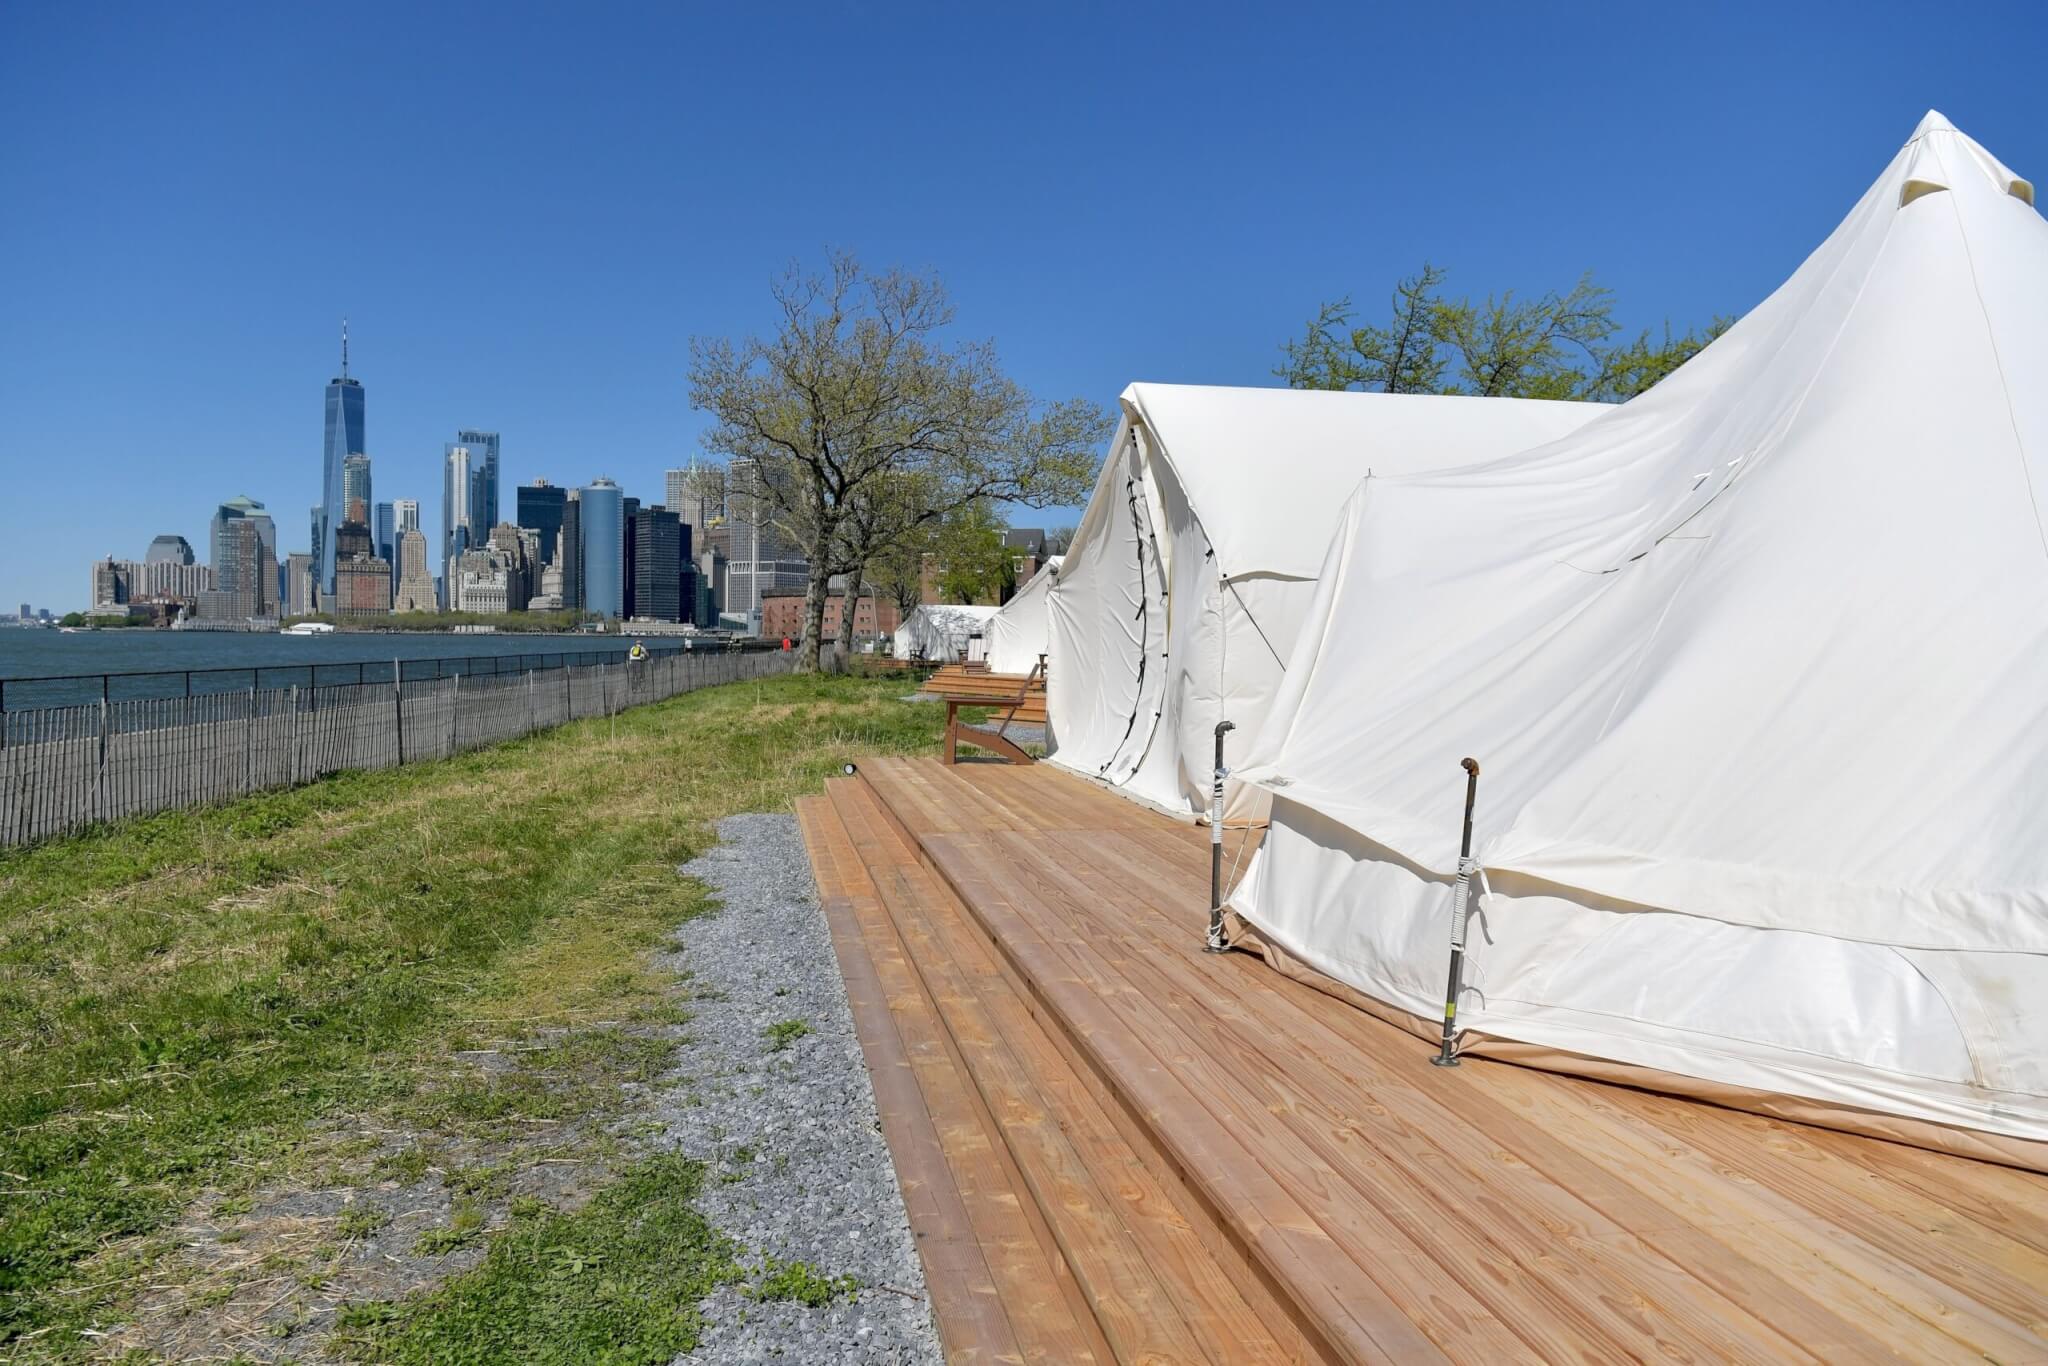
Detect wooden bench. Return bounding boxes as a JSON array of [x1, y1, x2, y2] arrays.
[[925, 660, 1047, 765]]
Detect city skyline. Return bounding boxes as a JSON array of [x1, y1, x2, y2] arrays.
[[6, 5, 2045, 611]]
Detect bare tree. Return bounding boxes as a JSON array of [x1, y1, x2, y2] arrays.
[[690, 252, 1106, 670]]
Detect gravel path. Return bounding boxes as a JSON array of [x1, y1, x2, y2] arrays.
[[660, 813, 942, 1365]]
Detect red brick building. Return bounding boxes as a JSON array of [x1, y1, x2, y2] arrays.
[[759, 587, 901, 641]]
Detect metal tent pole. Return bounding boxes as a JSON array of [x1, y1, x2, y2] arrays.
[[1432, 758, 1483, 1068], [1205, 719, 1237, 952]]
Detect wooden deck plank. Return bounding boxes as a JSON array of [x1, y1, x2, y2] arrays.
[[808, 760, 2048, 1365], [971, 827, 1821, 1364], [797, 794, 1107, 1365], [1025, 827, 1843, 1364], [859, 772, 1349, 1364], [1024, 794, 2048, 1359], [822, 781, 1113, 1353], [1021, 819, 2048, 1358], [926, 833, 1459, 1363], [832, 786, 1288, 1364], [794, 796, 1026, 1364]]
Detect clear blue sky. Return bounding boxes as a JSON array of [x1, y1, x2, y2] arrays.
[[3, 1, 2043, 612]]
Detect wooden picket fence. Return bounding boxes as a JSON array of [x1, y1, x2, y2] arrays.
[[0, 648, 798, 848]]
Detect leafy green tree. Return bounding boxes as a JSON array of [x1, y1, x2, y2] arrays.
[[1278, 264, 1454, 394], [932, 501, 1015, 605], [1584, 316, 1735, 401], [689, 252, 1106, 671], [1281, 264, 1726, 403]]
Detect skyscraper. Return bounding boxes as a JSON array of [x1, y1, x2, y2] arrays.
[[577, 478, 624, 618], [393, 530, 437, 612], [146, 534, 195, 566], [335, 555, 392, 618], [318, 322, 366, 592], [665, 467, 690, 512], [343, 454, 373, 524], [723, 457, 808, 628], [516, 481, 567, 568], [442, 443, 472, 591], [373, 501, 396, 586], [210, 495, 277, 617], [206, 516, 274, 620], [622, 496, 641, 618], [92, 558, 131, 608], [560, 491, 582, 613], [633, 505, 683, 621], [394, 498, 420, 534], [455, 430, 500, 538], [285, 552, 315, 617], [333, 515, 372, 563]]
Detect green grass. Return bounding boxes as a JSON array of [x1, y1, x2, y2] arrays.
[[748, 1256, 858, 1308], [333, 1154, 738, 1364], [0, 671, 939, 1351], [761, 1018, 812, 1052]]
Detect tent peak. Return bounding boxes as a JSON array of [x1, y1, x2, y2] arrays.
[[1911, 109, 1958, 139], [1898, 113, 2035, 208]]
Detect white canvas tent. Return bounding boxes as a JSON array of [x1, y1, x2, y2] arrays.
[[984, 556, 1062, 675], [1045, 383, 1599, 820], [893, 603, 999, 663], [1232, 113, 2047, 1162]]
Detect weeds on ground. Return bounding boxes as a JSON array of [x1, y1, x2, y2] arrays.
[[0, 672, 940, 1354], [331, 1153, 739, 1364], [748, 1256, 859, 1308], [761, 1019, 811, 1052]]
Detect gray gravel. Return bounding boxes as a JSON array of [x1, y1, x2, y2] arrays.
[[661, 813, 942, 1365]]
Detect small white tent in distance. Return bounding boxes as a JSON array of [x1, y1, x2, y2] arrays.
[[1045, 383, 1600, 821], [1233, 113, 2047, 1166], [893, 603, 1000, 663], [984, 556, 1061, 676]]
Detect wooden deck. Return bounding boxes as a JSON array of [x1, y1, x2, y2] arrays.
[[797, 756, 2048, 1364]]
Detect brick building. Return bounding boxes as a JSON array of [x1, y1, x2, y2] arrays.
[[759, 585, 901, 642], [335, 555, 393, 618]]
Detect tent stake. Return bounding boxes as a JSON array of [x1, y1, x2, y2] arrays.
[[1431, 757, 1482, 1067], [1205, 719, 1237, 952]]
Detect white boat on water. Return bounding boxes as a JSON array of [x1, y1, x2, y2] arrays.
[[282, 622, 336, 635]]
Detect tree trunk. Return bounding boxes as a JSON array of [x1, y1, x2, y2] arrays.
[[834, 561, 865, 663], [798, 557, 831, 673]]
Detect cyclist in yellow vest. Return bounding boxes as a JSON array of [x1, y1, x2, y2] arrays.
[[628, 639, 648, 663]]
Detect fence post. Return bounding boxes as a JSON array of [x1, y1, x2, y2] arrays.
[[243, 684, 255, 796], [448, 671, 462, 756], [393, 659, 405, 765], [528, 668, 537, 733], [93, 687, 110, 825], [289, 684, 302, 784]]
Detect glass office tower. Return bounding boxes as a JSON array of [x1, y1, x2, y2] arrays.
[[374, 501, 396, 589], [577, 479, 623, 618], [455, 430, 500, 537], [342, 454, 373, 523], [516, 481, 567, 567], [442, 444, 472, 592], [318, 324, 366, 592]]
